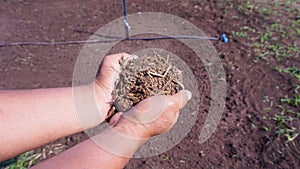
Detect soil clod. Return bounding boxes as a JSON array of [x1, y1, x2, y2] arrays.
[[108, 54, 184, 117]]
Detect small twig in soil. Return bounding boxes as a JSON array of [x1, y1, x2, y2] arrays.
[[167, 55, 170, 63], [152, 50, 161, 58], [148, 71, 164, 77], [146, 71, 154, 78], [162, 64, 171, 78], [145, 86, 155, 95], [160, 77, 174, 94], [172, 80, 185, 90]]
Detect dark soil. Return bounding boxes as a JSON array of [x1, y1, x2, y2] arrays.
[[0, 0, 299, 169], [110, 54, 183, 116]]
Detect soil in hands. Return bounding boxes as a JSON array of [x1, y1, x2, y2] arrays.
[[108, 54, 184, 117]]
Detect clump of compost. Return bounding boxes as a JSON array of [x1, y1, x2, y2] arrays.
[[108, 54, 184, 117]]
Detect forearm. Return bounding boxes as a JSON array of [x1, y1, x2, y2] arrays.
[[0, 84, 104, 161], [31, 124, 147, 169]]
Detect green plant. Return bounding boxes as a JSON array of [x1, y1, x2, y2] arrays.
[[260, 32, 272, 44], [230, 15, 238, 20], [161, 154, 170, 161], [2, 143, 66, 169], [271, 65, 300, 143], [245, 0, 254, 10], [279, 95, 300, 107], [275, 66, 300, 81], [264, 106, 299, 143], [233, 0, 300, 160], [233, 31, 248, 37], [272, 114, 298, 143], [3, 151, 40, 169]]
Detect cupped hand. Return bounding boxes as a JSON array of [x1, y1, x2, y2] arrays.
[[109, 90, 192, 138]]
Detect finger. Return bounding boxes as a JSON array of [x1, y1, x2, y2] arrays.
[[122, 53, 138, 60], [124, 95, 167, 123], [124, 90, 191, 123], [121, 54, 139, 65], [100, 53, 131, 73], [98, 53, 137, 82], [131, 90, 192, 113], [103, 53, 132, 63], [103, 53, 137, 68], [166, 90, 192, 113], [109, 112, 123, 126], [96, 53, 128, 85]]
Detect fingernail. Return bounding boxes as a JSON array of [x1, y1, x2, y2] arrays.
[[124, 54, 138, 62], [186, 90, 192, 100], [131, 55, 139, 59]]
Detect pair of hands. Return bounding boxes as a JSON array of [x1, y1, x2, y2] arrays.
[[94, 53, 191, 139]]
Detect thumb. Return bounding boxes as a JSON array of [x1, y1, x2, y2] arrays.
[[124, 90, 192, 124], [109, 112, 123, 126], [167, 90, 192, 112]]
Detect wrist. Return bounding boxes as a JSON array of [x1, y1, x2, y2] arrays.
[[92, 119, 148, 158], [71, 84, 107, 129]]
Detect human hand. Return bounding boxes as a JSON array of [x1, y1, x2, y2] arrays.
[[93, 53, 136, 118], [109, 90, 192, 138]]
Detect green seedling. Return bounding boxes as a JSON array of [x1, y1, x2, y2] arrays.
[[231, 15, 238, 20], [279, 95, 300, 107], [276, 66, 300, 81], [233, 31, 248, 37], [262, 126, 270, 131], [3, 151, 40, 169], [245, 0, 254, 10]]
